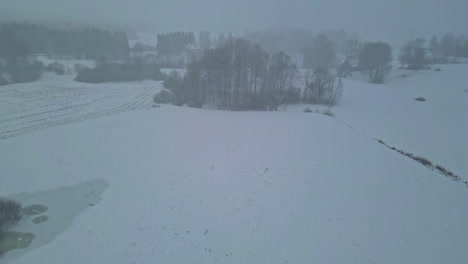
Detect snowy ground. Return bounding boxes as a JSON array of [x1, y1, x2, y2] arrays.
[[1, 65, 468, 264], [0, 73, 161, 140], [339, 64, 468, 179], [290, 64, 468, 181]]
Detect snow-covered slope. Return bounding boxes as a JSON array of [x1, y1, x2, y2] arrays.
[[1, 106, 467, 264], [334, 64, 468, 179]]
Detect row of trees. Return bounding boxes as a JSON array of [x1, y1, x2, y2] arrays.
[[156, 32, 196, 55], [399, 38, 428, 70], [0, 23, 130, 60], [162, 38, 343, 110], [301, 33, 393, 84], [398, 34, 468, 71], [429, 34, 468, 61]]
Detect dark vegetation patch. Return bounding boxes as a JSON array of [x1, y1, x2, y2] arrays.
[[0, 198, 23, 256], [75, 61, 164, 83], [0, 199, 22, 233]]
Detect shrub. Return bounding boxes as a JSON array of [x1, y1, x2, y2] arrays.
[[153, 90, 175, 104], [0, 198, 22, 233], [414, 97, 426, 102], [322, 109, 335, 117]]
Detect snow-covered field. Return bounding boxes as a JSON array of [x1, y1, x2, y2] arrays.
[[0, 73, 161, 140], [1, 65, 468, 264], [336, 65, 468, 179]]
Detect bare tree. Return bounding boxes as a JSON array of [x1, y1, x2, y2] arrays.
[[399, 38, 428, 71], [358, 42, 392, 84], [305, 68, 343, 105]]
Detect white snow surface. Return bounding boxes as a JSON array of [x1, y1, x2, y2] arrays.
[[0, 65, 468, 264]]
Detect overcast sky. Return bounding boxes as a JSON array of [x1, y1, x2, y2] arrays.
[[0, 0, 467, 41]]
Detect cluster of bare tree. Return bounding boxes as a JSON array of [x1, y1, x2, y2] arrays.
[[156, 32, 196, 55], [429, 34, 468, 62], [398, 34, 468, 71], [358, 42, 392, 83], [161, 37, 344, 110], [163, 38, 300, 110], [303, 68, 343, 105], [399, 38, 428, 70]]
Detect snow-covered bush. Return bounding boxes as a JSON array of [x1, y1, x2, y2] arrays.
[[153, 90, 175, 104]]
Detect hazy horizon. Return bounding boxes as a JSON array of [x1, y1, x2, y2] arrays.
[[0, 0, 467, 43]]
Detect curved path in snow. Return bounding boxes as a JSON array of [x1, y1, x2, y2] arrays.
[[0, 74, 161, 140]]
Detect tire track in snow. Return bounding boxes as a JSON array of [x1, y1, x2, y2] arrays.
[[0, 84, 158, 140]]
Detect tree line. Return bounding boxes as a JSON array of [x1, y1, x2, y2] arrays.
[[429, 34, 468, 61], [75, 60, 164, 83], [0, 23, 130, 60], [398, 33, 468, 71], [156, 32, 196, 55]]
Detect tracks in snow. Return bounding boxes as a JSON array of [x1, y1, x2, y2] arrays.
[[0, 83, 158, 140]]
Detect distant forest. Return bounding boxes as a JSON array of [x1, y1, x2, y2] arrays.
[[156, 32, 196, 55], [0, 23, 130, 60]]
